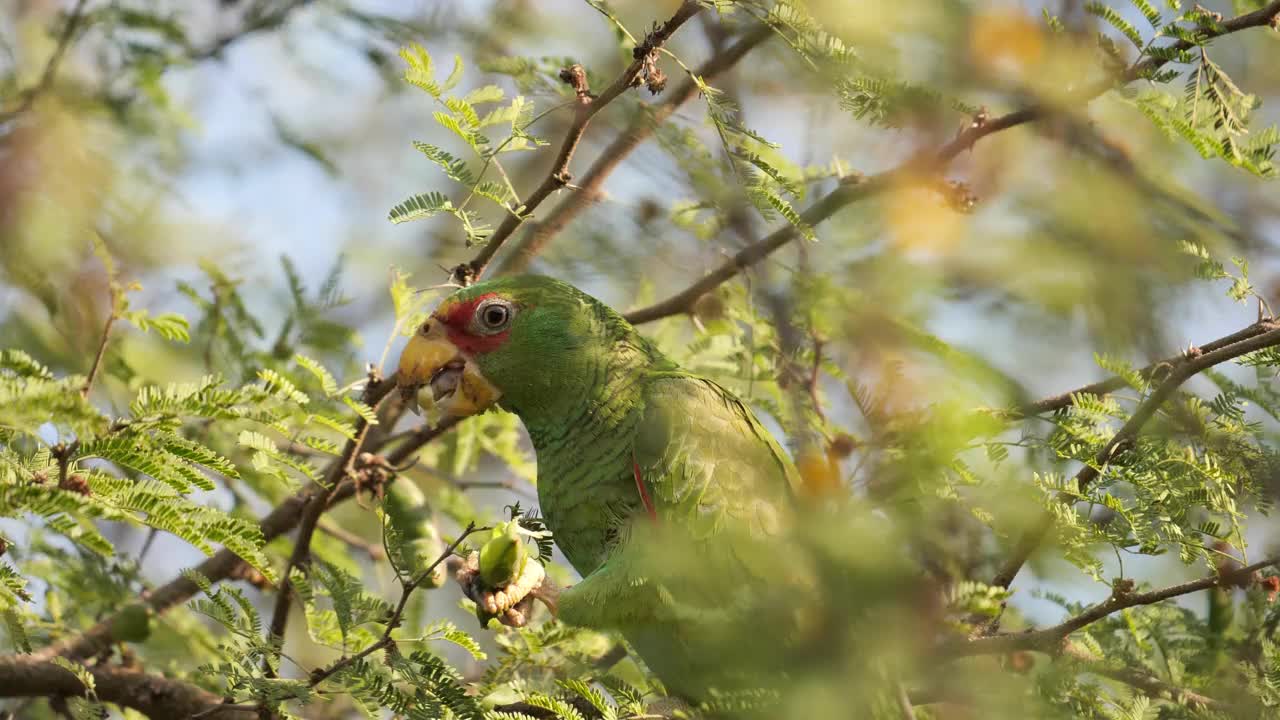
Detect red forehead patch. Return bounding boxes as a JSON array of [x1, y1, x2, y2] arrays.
[[437, 293, 498, 328], [434, 292, 510, 354]]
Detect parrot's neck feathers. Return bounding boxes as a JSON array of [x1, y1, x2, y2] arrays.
[[480, 288, 665, 575], [489, 287, 663, 442], [518, 333, 653, 448], [517, 331, 657, 576]]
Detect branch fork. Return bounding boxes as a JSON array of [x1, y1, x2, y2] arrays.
[[457, 1, 704, 285]]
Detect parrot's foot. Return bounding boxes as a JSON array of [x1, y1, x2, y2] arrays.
[[453, 551, 559, 628]]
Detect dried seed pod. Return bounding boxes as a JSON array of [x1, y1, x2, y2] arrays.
[[59, 473, 91, 496], [829, 433, 858, 458]]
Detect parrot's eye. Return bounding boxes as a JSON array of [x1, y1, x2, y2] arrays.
[[472, 299, 514, 334], [483, 306, 508, 327]]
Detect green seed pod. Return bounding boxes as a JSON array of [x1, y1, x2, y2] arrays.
[[385, 480, 444, 580], [384, 481, 431, 539], [110, 603, 151, 643], [478, 521, 527, 588]]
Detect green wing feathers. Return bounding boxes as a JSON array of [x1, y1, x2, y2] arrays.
[[635, 373, 800, 535]]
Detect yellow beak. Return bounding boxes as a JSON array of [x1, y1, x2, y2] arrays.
[[396, 321, 501, 418]]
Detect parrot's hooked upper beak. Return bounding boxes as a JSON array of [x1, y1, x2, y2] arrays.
[[396, 320, 501, 418]]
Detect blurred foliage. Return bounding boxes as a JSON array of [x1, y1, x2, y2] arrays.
[[3, 0, 1280, 718]]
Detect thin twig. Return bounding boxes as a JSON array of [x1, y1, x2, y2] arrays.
[[0, 0, 90, 121], [1019, 321, 1273, 415], [191, 703, 259, 720], [987, 324, 1280, 593], [457, 0, 704, 285], [318, 520, 386, 561], [624, 173, 896, 324], [190, 0, 315, 61], [385, 416, 464, 467], [0, 654, 254, 719], [81, 309, 117, 398], [1059, 641, 1219, 708], [82, 233, 126, 399], [951, 556, 1279, 657], [894, 681, 918, 720], [32, 376, 443, 663], [450, 478, 537, 501], [306, 523, 478, 688], [263, 384, 380, 678], [136, 527, 160, 563], [495, 22, 773, 275], [808, 333, 826, 422], [622, 1, 1280, 325]]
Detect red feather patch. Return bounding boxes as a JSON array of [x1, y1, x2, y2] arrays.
[[435, 292, 511, 354], [632, 451, 658, 522]]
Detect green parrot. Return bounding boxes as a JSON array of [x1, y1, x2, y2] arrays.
[[395, 275, 801, 698]]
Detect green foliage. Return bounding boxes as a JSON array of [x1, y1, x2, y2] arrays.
[[0, 340, 278, 582], [763, 0, 861, 69], [690, 76, 818, 241], [121, 310, 191, 343], [838, 74, 979, 129], [1087, 2, 1147, 49], [391, 44, 550, 246], [7, 1, 1280, 718], [1098, 3, 1280, 177]]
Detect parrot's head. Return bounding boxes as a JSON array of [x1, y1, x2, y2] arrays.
[[395, 275, 628, 420]]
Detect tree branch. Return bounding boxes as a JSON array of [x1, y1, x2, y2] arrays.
[[0, 655, 254, 719], [623, 172, 895, 324], [951, 556, 1279, 658], [81, 232, 129, 398], [894, 680, 919, 720], [81, 307, 117, 399], [190, 0, 316, 62], [622, 1, 1280, 326], [262, 414, 373, 677], [2, 0, 317, 124], [620, 115, 1023, 325], [34, 380, 465, 663], [1058, 641, 1219, 708], [0, 0, 90, 122], [988, 323, 1280, 592], [456, 0, 704, 285], [262, 368, 393, 677], [318, 519, 386, 561], [384, 415, 464, 468], [305, 523, 478, 689], [494, 22, 773, 275], [1019, 321, 1275, 416]]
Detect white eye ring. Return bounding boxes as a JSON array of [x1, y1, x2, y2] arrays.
[[473, 299, 514, 334]]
